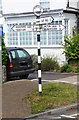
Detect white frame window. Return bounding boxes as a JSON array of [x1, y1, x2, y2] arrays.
[[6, 20, 66, 47]]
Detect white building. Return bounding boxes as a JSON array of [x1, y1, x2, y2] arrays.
[[2, 0, 79, 65]]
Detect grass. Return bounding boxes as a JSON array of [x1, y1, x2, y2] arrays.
[[23, 83, 77, 114]]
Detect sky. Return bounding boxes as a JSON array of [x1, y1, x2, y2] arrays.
[[2, 0, 78, 14]]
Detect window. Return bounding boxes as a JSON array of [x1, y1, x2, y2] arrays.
[[33, 32, 37, 45], [7, 24, 18, 45], [17, 50, 30, 59], [40, 31, 47, 45], [48, 21, 62, 45], [7, 20, 63, 47], [19, 23, 32, 46], [40, 0, 50, 11], [10, 51, 16, 59]]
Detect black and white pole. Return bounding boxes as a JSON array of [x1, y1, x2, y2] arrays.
[[37, 16, 42, 96], [33, 5, 43, 96]]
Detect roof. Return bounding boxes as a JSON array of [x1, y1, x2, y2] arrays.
[[3, 9, 64, 18], [3, 7, 79, 19], [64, 7, 79, 14]]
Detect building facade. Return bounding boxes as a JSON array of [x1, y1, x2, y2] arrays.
[[0, 0, 2, 13], [3, 7, 79, 65]]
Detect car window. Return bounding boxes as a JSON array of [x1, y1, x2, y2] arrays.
[[16, 50, 30, 59], [10, 51, 16, 59]]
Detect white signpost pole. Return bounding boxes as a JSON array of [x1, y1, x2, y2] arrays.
[[33, 5, 43, 96]]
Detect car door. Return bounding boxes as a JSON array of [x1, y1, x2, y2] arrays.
[[15, 49, 32, 71], [10, 50, 20, 72]]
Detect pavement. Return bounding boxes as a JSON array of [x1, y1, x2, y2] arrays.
[[2, 80, 38, 119], [1, 73, 79, 119]]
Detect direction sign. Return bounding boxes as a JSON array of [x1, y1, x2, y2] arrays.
[[41, 24, 64, 31], [0, 26, 3, 37], [12, 24, 64, 32], [40, 17, 54, 24], [12, 25, 37, 32]]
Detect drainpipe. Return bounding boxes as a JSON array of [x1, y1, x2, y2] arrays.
[[67, 0, 69, 7]]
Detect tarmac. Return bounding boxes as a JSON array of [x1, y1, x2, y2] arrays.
[[1, 73, 78, 119]]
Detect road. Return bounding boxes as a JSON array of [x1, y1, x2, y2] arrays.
[[28, 72, 78, 85], [24, 104, 79, 120], [28, 72, 77, 80], [2, 72, 79, 119]]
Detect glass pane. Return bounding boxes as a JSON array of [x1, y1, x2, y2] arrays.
[[10, 51, 16, 59], [17, 50, 30, 58]]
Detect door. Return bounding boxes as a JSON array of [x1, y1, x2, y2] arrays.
[[10, 49, 32, 73]]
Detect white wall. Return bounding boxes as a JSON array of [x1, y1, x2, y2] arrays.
[[2, 0, 79, 14], [69, 0, 79, 8], [50, 0, 67, 10], [24, 47, 66, 66]]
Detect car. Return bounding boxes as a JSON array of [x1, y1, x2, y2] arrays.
[[6, 47, 35, 80]]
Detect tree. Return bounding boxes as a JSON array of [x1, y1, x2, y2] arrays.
[[63, 34, 79, 62], [1, 33, 8, 65]]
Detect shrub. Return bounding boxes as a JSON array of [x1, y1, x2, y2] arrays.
[[31, 54, 38, 70], [1, 34, 8, 65], [60, 63, 73, 73], [41, 57, 60, 71], [63, 34, 79, 61], [74, 67, 79, 73]]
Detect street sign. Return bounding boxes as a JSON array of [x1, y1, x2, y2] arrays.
[[12, 25, 36, 32], [12, 24, 64, 32], [0, 26, 3, 37], [41, 24, 64, 31], [33, 5, 43, 16], [40, 17, 54, 24]]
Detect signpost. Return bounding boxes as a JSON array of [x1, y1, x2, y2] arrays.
[[12, 25, 37, 32], [40, 24, 64, 31], [0, 25, 3, 84], [12, 24, 64, 32], [11, 6, 65, 97], [33, 5, 43, 97], [40, 16, 54, 24]]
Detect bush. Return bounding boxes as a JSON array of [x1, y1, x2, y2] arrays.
[[60, 63, 73, 73], [63, 34, 79, 61], [1, 34, 8, 65], [41, 57, 60, 71], [74, 67, 79, 73], [31, 54, 38, 70]]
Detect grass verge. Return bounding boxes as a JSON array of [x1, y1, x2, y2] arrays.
[[23, 83, 77, 114]]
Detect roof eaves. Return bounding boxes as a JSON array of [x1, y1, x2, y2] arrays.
[[3, 9, 64, 18]]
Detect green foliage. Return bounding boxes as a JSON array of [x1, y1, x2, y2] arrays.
[[63, 34, 79, 61], [31, 54, 38, 70], [24, 83, 77, 114], [1, 34, 8, 65], [60, 63, 73, 73], [74, 67, 79, 73], [41, 57, 60, 71]]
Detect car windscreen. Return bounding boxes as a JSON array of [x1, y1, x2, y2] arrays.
[[10, 49, 30, 60]]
